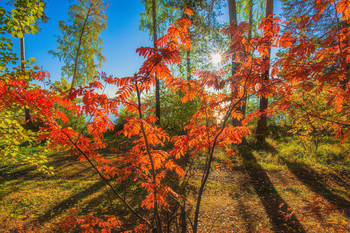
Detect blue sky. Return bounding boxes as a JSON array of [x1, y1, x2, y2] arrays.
[[1, 0, 283, 95], [1, 0, 152, 81]]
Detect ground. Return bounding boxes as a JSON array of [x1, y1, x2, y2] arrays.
[[0, 136, 349, 232]]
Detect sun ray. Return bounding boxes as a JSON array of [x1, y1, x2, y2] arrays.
[[210, 53, 222, 65]]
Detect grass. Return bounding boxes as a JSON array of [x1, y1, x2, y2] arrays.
[[0, 133, 349, 232]]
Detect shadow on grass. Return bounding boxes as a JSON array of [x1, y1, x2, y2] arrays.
[[236, 196, 255, 233], [32, 180, 106, 225], [0, 152, 71, 179], [242, 139, 278, 154], [329, 171, 350, 190], [0, 155, 88, 184], [45, 153, 78, 168], [281, 158, 350, 217], [78, 188, 132, 221], [67, 167, 94, 179], [239, 144, 306, 233], [0, 165, 37, 185], [0, 151, 101, 184]]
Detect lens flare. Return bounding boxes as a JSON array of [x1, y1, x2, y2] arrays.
[[211, 53, 222, 65]]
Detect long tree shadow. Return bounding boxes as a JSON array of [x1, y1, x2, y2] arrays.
[[0, 152, 77, 184], [45, 153, 78, 168], [0, 165, 37, 185], [0, 155, 92, 184], [31, 180, 106, 225], [236, 195, 256, 233], [239, 146, 306, 233], [281, 158, 350, 217]]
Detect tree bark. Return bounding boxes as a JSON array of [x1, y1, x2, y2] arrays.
[[186, 49, 191, 80], [153, 0, 161, 126], [248, 0, 253, 42], [21, 37, 32, 128], [240, 0, 253, 120], [20, 37, 25, 70], [180, 203, 186, 233], [255, 0, 273, 143], [151, 2, 162, 231], [228, 0, 241, 126], [186, 0, 192, 81], [227, 0, 237, 24], [70, 3, 92, 90]]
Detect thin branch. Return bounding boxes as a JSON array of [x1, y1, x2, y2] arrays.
[[135, 81, 162, 233], [290, 100, 350, 128], [168, 194, 194, 233]]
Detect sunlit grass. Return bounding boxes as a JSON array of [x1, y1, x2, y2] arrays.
[[1, 126, 349, 232]]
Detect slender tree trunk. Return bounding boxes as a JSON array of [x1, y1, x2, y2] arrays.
[[255, 0, 273, 143], [240, 0, 253, 119], [247, 0, 253, 42], [228, 0, 241, 126], [335, 7, 349, 91], [180, 202, 186, 233], [186, 49, 191, 80], [227, 0, 237, 24], [151, 2, 162, 231], [70, 4, 92, 90], [153, 0, 161, 126], [20, 37, 25, 70], [186, 0, 192, 81], [21, 37, 31, 128]]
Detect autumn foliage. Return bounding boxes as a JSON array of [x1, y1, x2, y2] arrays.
[[1, 1, 350, 232]]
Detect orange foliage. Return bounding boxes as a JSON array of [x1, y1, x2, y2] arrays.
[[2, 1, 350, 231]]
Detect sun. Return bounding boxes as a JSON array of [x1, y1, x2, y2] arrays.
[[210, 53, 222, 65]]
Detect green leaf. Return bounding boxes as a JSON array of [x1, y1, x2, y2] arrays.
[[17, 31, 23, 38]]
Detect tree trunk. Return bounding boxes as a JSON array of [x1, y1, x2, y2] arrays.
[[21, 37, 32, 128], [153, 0, 161, 126], [20, 37, 25, 70], [247, 0, 253, 41], [180, 203, 186, 233], [186, 49, 191, 80], [255, 0, 273, 143], [228, 0, 241, 126], [240, 0, 253, 120], [151, 2, 162, 231], [227, 0, 237, 24], [70, 4, 92, 90]]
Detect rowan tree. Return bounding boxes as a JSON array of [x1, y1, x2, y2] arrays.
[[234, 0, 266, 122], [140, 0, 225, 131], [273, 0, 350, 141], [57, 7, 305, 232], [165, 0, 225, 80], [254, 0, 273, 143]]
